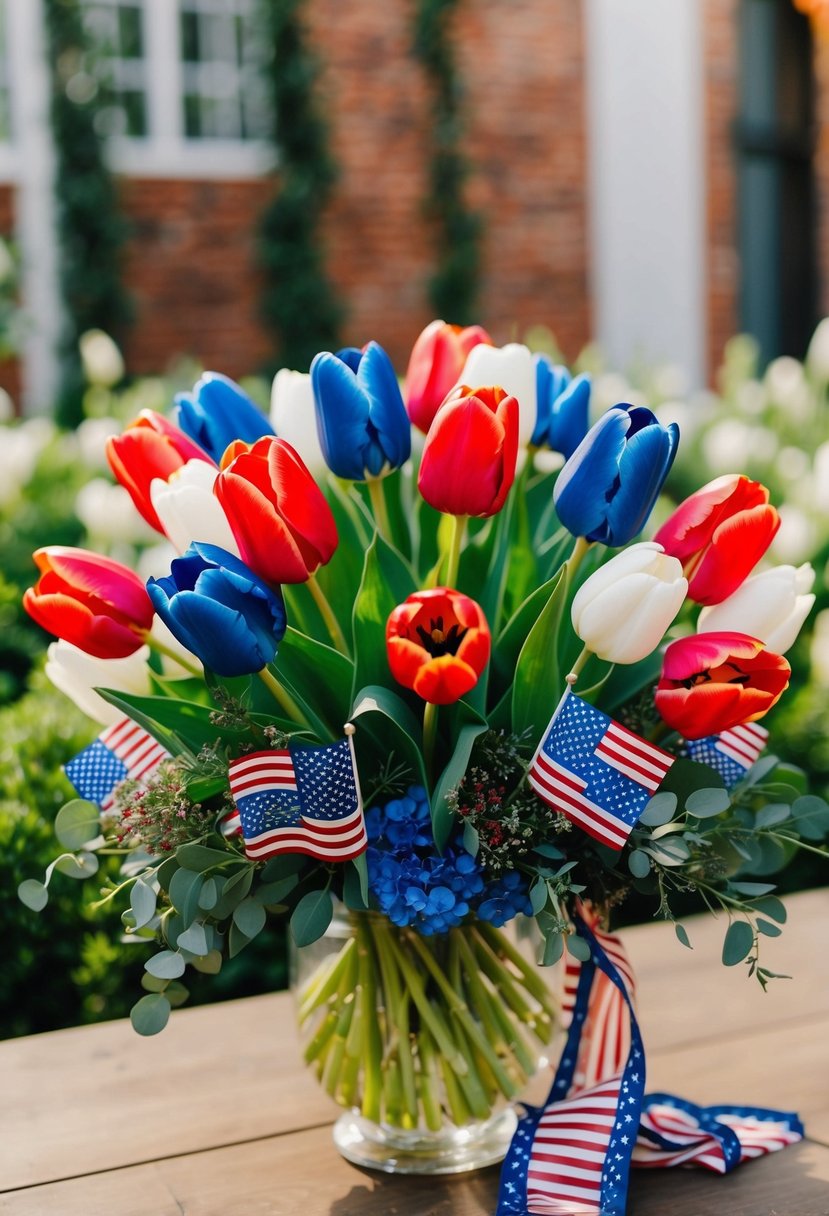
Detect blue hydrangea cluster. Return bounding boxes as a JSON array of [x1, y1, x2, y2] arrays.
[[366, 785, 532, 935]]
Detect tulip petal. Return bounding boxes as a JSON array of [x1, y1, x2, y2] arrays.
[[604, 421, 679, 545], [688, 505, 780, 605], [554, 408, 630, 538], [311, 353, 373, 480], [413, 654, 479, 705], [176, 373, 274, 465], [358, 342, 411, 471], [661, 632, 765, 680], [164, 590, 271, 676], [550, 373, 591, 459]]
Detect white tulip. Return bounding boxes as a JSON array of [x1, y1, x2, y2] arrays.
[[571, 542, 687, 665], [45, 641, 153, 727], [270, 368, 328, 480], [457, 342, 537, 446], [698, 564, 816, 654], [79, 329, 125, 387], [807, 317, 829, 382], [150, 460, 240, 556]]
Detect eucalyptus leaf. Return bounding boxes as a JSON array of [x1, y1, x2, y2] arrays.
[[751, 895, 787, 924], [233, 899, 267, 939], [343, 859, 369, 911], [627, 849, 651, 878], [565, 934, 592, 962], [198, 877, 219, 911], [644, 838, 690, 866], [533, 842, 565, 860], [177, 922, 209, 956], [755, 803, 791, 830], [55, 800, 101, 850], [130, 880, 157, 930], [55, 853, 99, 879], [542, 931, 564, 967], [177, 843, 241, 873], [165, 982, 191, 1009], [130, 994, 171, 1036], [462, 820, 480, 858], [638, 792, 678, 827], [529, 878, 548, 915], [17, 879, 48, 911], [675, 923, 692, 949], [169, 868, 204, 927], [144, 950, 186, 980], [228, 922, 253, 959], [791, 795, 829, 841], [291, 888, 334, 947], [255, 875, 299, 905], [740, 755, 780, 787], [722, 920, 754, 966], [756, 918, 783, 937], [191, 949, 223, 974], [685, 788, 731, 818], [727, 881, 777, 897]]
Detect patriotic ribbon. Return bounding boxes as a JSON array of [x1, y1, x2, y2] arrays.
[[496, 911, 803, 1215]]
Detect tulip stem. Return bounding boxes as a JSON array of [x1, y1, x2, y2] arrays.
[[444, 514, 467, 589], [141, 632, 202, 678], [257, 667, 312, 730], [566, 645, 592, 687], [307, 574, 351, 657], [367, 476, 392, 544], [423, 701, 439, 785]]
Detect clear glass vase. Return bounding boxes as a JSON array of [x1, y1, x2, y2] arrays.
[[292, 910, 557, 1174]]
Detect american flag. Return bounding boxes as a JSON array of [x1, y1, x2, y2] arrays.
[[685, 721, 769, 789], [528, 690, 676, 850], [228, 736, 366, 863], [633, 1094, 802, 1173], [64, 716, 170, 812]]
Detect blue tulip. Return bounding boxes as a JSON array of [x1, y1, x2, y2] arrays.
[[175, 372, 274, 464], [532, 356, 591, 459], [310, 342, 411, 480], [553, 405, 679, 546], [147, 543, 286, 677]]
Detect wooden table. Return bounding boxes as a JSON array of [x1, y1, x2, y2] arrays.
[[2, 889, 829, 1215]]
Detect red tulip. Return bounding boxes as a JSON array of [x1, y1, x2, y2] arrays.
[[214, 436, 338, 584], [386, 587, 491, 705], [23, 546, 154, 659], [107, 410, 214, 532], [418, 385, 519, 517], [405, 320, 491, 433], [654, 632, 790, 739], [653, 474, 780, 605]]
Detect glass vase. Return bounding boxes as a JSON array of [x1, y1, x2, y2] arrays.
[[292, 910, 556, 1174]]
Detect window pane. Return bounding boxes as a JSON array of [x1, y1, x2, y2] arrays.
[[177, 0, 270, 141], [82, 0, 148, 138]]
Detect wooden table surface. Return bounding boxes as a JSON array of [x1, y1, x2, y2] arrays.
[[2, 889, 829, 1215]]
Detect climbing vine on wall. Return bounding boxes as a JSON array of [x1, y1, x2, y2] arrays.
[[43, 0, 131, 426], [257, 0, 343, 373], [413, 0, 483, 324]]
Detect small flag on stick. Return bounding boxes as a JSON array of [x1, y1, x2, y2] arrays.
[[64, 716, 170, 812], [228, 729, 366, 863], [685, 722, 768, 789], [528, 689, 675, 850]]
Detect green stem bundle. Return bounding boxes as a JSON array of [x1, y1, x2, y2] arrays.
[[296, 914, 556, 1130]]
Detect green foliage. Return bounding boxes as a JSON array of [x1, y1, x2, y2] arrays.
[[43, 0, 131, 425], [256, 0, 343, 371], [412, 0, 482, 321]]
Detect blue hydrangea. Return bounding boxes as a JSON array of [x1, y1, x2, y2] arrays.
[[366, 785, 531, 935]]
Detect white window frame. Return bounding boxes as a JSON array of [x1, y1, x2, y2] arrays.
[[105, 0, 275, 179]]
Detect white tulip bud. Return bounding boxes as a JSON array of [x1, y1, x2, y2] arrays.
[[79, 329, 125, 388], [150, 460, 240, 556], [270, 368, 328, 481], [571, 542, 687, 665], [457, 342, 537, 446], [45, 641, 153, 727], [697, 563, 816, 654]]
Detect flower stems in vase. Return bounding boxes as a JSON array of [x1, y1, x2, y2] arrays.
[[296, 914, 556, 1132]]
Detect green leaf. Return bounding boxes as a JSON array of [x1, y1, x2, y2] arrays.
[[168, 868, 204, 927], [757, 918, 783, 937], [542, 931, 564, 967], [751, 895, 787, 924], [177, 922, 209, 956], [212, 865, 255, 919], [343, 858, 370, 911], [255, 875, 299, 905], [728, 881, 777, 896], [644, 837, 690, 866], [93, 690, 187, 757], [54, 800, 100, 850], [566, 934, 592, 962], [351, 685, 427, 791], [685, 788, 732, 818], [529, 878, 548, 915], [491, 574, 564, 706], [191, 949, 223, 974], [740, 755, 780, 787], [18, 879, 48, 911], [534, 842, 565, 860], [233, 899, 267, 939], [176, 843, 241, 873], [198, 877, 219, 911], [291, 888, 334, 947], [273, 627, 354, 738], [638, 792, 678, 827], [660, 758, 726, 802], [722, 920, 754, 966], [130, 994, 171, 1036], [431, 719, 488, 852], [511, 568, 566, 748], [791, 795, 829, 841], [144, 950, 186, 980], [130, 880, 157, 930], [628, 849, 651, 878], [462, 820, 480, 857], [755, 803, 791, 829], [55, 853, 99, 879], [351, 533, 417, 701], [675, 923, 692, 949], [228, 922, 253, 958]]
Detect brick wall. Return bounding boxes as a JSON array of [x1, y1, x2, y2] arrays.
[[704, 0, 740, 380], [116, 0, 591, 383], [0, 184, 21, 410]]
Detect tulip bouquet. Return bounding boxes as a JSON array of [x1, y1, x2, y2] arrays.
[[19, 323, 829, 1173]]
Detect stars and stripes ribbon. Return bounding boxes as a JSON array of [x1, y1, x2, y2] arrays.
[[227, 732, 367, 863], [63, 716, 170, 812], [528, 689, 676, 850], [685, 722, 769, 789], [496, 908, 803, 1215]]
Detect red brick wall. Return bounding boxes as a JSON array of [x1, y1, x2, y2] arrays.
[[117, 0, 591, 381], [704, 0, 740, 381], [0, 184, 22, 410]]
